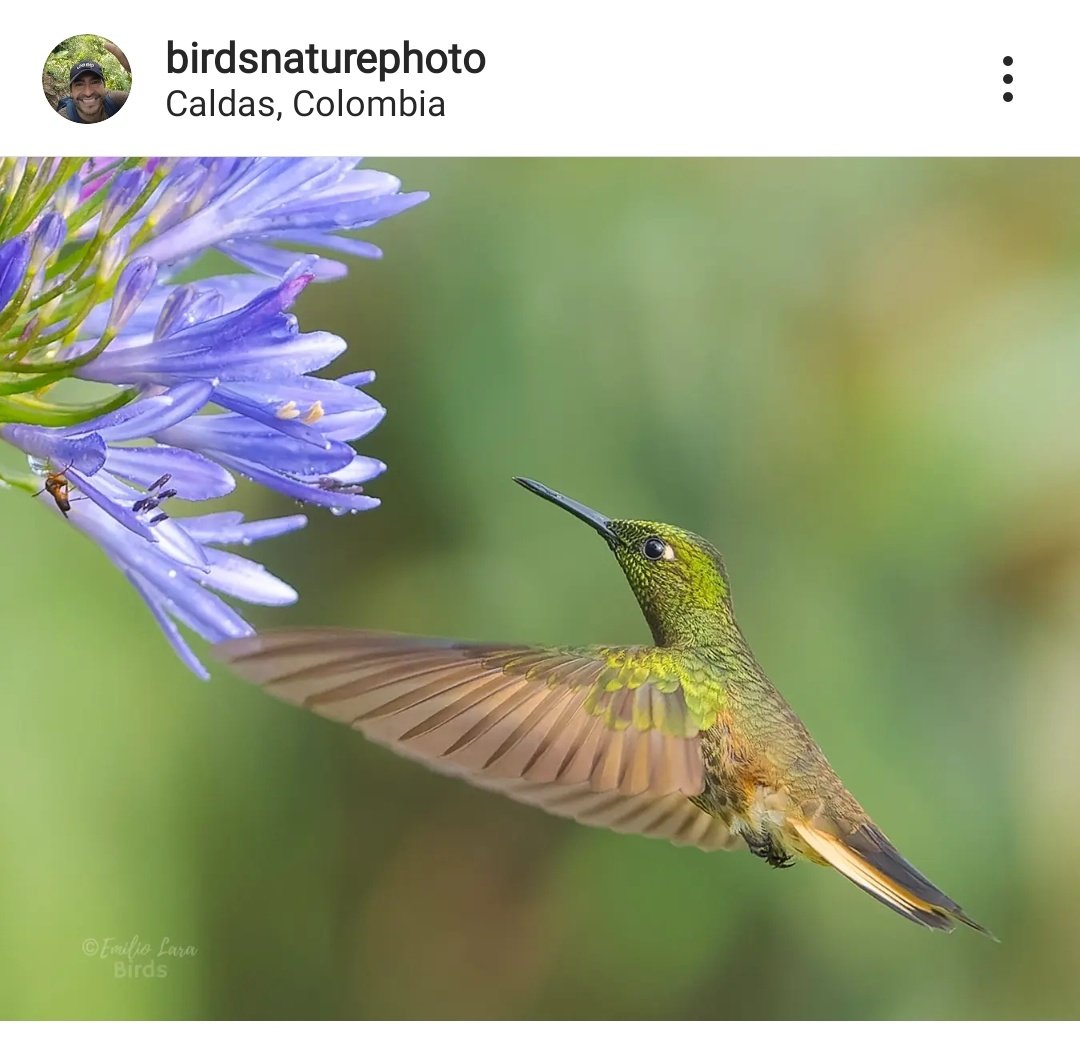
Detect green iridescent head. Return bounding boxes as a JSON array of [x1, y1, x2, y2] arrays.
[[515, 478, 736, 647]]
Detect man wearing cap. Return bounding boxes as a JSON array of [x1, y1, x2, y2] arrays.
[[58, 42, 130, 122]]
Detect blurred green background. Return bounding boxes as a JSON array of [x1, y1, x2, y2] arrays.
[[2, 159, 1080, 1019]]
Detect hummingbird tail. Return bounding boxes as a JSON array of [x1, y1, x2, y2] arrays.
[[790, 819, 995, 938]]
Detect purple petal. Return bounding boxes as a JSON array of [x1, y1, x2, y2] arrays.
[[338, 371, 376, 388], [98, 228, 133, 280], [77, 506, 253, 642], [68, 470, 159, 542], [161, 413, 355, 476], [123, 554, 252, 643], [76, 468, 210, 569], [274, 232, 384, 260], [197, 549, 299, 605], [209, 375, 384, 445], [307, 406, 386, 442], [138, 159, 426, 280], [0, 233, 31, 311], [218, 241, 347, 281], [104, 446, 235, 500], [1, 425, 106, 475], [144, 511, 212, 571], [124, 570, 210, 680], [100, 169, 148, 234], [320, 455, 386, 484], [77, 274, 276, 339], [146, 577, 253, 643], [108, 256, 158, 330], [54, 174, 81, 218], [63, 382, 212, 441], [144, 163, 210, 232], [208, 450, 381, 511], [31, 213, 66, 267], [210, 384, 336, 448], [79, 275, 346, 385], [180, 512, 307, 545], [154, 284, 224, 339]]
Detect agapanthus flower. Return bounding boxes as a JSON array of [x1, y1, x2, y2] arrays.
[[0, 157, 426, 677]]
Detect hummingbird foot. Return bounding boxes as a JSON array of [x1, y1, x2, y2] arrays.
[[743, 828, 795, 869]]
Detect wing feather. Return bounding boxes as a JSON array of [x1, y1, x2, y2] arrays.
[[216, 628, 736, 851], [499, 780, 738, 851]]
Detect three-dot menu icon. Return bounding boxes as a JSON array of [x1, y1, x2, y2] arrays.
[[1003, 56, 1013, 102]]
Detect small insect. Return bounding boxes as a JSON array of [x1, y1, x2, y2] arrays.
[[32, 464, 75, 517], [316, 477, 366, 494], [132, 473, 177, 525]]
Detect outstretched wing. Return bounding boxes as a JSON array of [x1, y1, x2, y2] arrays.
[[215, 628, 738, 852]]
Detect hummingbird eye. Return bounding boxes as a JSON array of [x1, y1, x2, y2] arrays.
[[642, 536, 667, 561]]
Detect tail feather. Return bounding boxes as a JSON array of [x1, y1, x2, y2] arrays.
[[791, 819, 995, 939]]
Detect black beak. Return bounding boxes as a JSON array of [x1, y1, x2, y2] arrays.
[[514, 477, 619, 547]]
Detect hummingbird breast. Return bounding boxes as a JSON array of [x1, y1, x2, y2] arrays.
[[692, 719, 748, 817], [688, 662, 854, 868], [693, 723, 818, 868]]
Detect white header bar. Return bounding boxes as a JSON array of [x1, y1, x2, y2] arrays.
[[10, 0, 1079, 156]]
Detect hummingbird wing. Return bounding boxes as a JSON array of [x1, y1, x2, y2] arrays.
[[215, 628, 738, 852]]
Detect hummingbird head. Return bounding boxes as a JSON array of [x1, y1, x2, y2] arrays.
[[515, 478, 737, 648]]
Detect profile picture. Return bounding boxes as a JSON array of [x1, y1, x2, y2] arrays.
[[43, 34, 131, 123]]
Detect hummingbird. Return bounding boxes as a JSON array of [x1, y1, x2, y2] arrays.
[[215, 478, 991, 936]]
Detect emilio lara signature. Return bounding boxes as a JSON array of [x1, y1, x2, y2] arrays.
[[82, 935, 198, 978]]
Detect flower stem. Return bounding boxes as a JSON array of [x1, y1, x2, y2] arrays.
[[0, 386, 136, 425], [0, 465, 39, 493], [14, 159, 83, 234], [0, 159, 37, 238]]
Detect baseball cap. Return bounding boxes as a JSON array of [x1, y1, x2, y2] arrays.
[[69, 60, 104, 84]]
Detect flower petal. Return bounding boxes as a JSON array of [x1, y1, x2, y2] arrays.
[[161, 413, 355, 476], [180, 512, 307, 545], [0, 232, 31, 311], [320, 455, 386, 484], [83, 513, 253, 643], [209, 375, 384, 445], [124, 569, 210, 680], [146, 512, 212, 571], [76, 274, 276, 339], [198, 548, 299, 606], [105, 446, 235, 500], [140, 159, 427, 280], [63, 382, 213, 441], [78, 275, 346, 384], [207, 450, 381, 511], [1, 425, 106, 475], [218, 241, 347, 281], [69, 470, 159, 543]]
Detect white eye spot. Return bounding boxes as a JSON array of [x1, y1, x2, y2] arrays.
[[661, 543, 676, 561]]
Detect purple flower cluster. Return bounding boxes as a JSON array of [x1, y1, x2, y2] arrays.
[[0, 158, 426, 677]]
